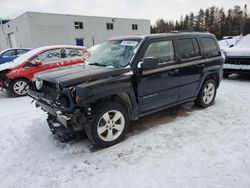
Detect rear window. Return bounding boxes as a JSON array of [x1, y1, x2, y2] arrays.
[[2, 50, 16, 57], [178, 38, 201, 59], [17, 49, 28, 55], [200, 37, 219, 57]]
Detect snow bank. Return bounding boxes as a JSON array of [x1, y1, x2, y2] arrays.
[[1, 79, 250, 188]]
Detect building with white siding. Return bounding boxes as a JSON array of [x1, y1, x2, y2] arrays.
[[0, 12, 151, 50]]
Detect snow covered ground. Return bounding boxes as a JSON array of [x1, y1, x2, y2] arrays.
[[1, 76, 250, 188]]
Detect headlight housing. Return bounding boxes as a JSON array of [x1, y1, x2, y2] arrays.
[[35, 78, 43, 90]]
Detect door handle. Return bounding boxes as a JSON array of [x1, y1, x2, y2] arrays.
[[168, 69, 179, 76]]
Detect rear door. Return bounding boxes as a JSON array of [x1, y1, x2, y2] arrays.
[[61, 48, 85, 66], [137, 38, 180, 113], [176, 38, 204, 101]]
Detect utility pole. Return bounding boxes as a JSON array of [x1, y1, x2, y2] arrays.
[[242, 4, 247, 35], [0, 18, 3, 50]]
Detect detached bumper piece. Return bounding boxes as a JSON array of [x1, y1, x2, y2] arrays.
[[47, 116, 76, 142]]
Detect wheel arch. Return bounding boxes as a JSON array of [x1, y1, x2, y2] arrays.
[[8, 77, 30, 86], [90, 91, 138, 120], [196, 72, 220, 97]]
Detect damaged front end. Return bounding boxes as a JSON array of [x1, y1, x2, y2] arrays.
[[28, 79, 92, 141]]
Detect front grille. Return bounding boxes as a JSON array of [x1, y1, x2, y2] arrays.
[[225, 57, 250, 65]]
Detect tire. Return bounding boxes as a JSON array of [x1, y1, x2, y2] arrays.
[[8, 78, 30, 97], [195, 79, 217, 108], [85, 101, 129, 148]]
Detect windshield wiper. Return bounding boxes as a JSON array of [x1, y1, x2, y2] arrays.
[[88, 62, 107, 67]]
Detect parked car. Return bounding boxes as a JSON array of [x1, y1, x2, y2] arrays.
[[0, 45, 90, 96], [223, 34, 250, 77], [218, 36, 242, 51], [0, 48, 31, 64], [28, 33, 223, 147]]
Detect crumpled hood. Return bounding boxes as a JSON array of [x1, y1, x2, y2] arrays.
[[36, 64, 130, 87], [224, 47, 250, 57]]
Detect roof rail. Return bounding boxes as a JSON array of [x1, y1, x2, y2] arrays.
[[170, 31, 179, 34]]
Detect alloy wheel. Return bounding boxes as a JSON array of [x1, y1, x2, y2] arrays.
[[13, 81, 29, 96], [203, 82, 215, 104], [97, 110, 125, 142]]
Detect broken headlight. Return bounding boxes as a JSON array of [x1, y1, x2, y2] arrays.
[[35, 78, 43, 90]]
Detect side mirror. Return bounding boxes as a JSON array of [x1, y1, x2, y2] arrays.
[[141, 57, 159, 70], [34, 60, 42, 66]]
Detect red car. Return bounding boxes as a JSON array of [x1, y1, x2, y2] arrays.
[[0, 45, 90, 97]]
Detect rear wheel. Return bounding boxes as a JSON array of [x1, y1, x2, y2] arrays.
[[8, 78, 29, 97], [195, 79, 217, 108], [85, 101, 129, 148]]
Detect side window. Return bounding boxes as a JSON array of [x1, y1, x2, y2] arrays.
[[2, 50, 16, 57], [192, 39, 201, 57], [17, 49, 28, 56], [34, 49, 62, 64], [178, 38, 201, 59], [144, 40, 175, 63], [106, 23, 114, 30], [200, 37, 219, 57], [65, 48, 83, 59]]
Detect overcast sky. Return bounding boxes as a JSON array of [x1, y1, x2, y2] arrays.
[[1, 0, 249, 24]]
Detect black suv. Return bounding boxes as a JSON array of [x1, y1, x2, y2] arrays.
[[28, 33, 223, 147]]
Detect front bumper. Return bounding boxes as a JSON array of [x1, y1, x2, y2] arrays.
[[28, 90, 73, 127], [28, 89, 89, 139], [223, 63, 250, 70], [224, 56, 250, 71]]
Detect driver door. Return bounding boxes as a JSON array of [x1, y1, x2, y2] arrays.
[[137, 39, 179, 113]]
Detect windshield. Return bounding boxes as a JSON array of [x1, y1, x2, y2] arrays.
[[87, 39, 141, 68]]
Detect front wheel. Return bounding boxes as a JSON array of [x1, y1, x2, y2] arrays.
[[8, 78, 29, 97], [195, 79, 217, 108], [85, 101, 129, 148]]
